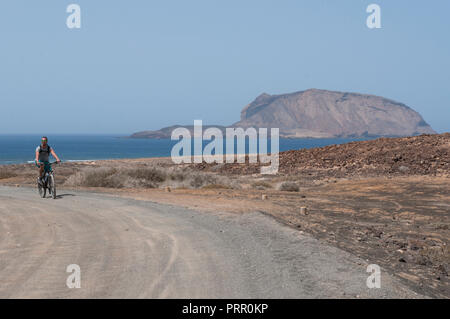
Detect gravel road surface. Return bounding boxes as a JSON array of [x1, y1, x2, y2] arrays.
[[0, 186, 422, 298]]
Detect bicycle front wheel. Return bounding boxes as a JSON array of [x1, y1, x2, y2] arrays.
[[38, 180, 46, 198], [49, 174, 56, 199]]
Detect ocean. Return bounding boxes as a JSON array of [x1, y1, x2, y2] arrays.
[[0, 135, 372, 165]]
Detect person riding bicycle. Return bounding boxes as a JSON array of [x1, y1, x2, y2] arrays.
[[35, 136, 60, 184]]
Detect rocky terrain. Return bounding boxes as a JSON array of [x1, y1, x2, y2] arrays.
[[194, 133, 450, 178], [130, 89, 435, 139]]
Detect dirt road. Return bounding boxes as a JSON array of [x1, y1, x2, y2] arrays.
[[0, 186, 422, 298]]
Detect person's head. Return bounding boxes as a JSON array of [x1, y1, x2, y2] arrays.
[[41, 136, 48, 146]]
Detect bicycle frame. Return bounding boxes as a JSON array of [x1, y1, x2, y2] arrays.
[[37, 161, 59, 199], [39, 161, 58, 172]]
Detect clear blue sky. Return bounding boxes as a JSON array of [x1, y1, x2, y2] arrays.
[[1, 0, 449, 134]]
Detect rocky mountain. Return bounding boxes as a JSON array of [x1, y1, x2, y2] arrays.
[[130, 89, 435, 138], [233, 89, 435, 138]]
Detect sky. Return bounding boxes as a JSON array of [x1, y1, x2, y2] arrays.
[[0, 0, 449, 134]]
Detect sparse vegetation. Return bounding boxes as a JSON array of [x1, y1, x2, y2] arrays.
[[251, 181, 272, 190], [279, 181, 299, 192], [65, 167, 123, 188], [0, 168, 17, 180], [63, 165, 234, 190], [64, 167, 166, 188], [189, 173, 218, 188], [126, 168, 166, 183], [168, 171, 186, 181]]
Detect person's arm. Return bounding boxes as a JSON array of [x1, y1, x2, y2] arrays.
[[35, 150, 42, 167], [50, 148, 61, 163]]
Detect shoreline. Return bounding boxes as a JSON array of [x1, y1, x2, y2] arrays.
[[0, 134, 402, 166]]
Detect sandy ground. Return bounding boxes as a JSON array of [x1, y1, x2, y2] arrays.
[[0, 185, 423, 298]]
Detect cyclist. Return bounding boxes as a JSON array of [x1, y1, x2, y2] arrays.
[[35, 136, 60, 184]]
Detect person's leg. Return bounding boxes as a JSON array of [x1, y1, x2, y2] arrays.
[[37, 162, 44, 179], [43, 162, 51, 175]]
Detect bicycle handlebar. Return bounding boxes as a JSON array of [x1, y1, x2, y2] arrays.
[[35, 161, 61, 165]]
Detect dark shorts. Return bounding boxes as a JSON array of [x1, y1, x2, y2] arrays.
[[36, 161, 51, 172]]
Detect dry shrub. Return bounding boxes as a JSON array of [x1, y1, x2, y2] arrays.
[[64, 167, 167, 188], [189, 173, 218, 188], [252, 181, 272, 190], [56, 167, 79, 177], [84, 168, 120, 187], [0, 168, 17, 180], [279, 181, 299, 192], [69, 168, 122, 188], [168, 171, 186, 181], [64, 165, 237, 190], [126, 168, 166, 183]]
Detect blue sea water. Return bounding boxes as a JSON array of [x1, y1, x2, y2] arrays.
[[0, 135, 372, 165]]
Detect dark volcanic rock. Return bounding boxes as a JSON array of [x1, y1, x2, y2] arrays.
[[193, 133, 450, 177]]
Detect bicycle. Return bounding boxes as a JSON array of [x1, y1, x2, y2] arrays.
[[37, 161, 59, 199]]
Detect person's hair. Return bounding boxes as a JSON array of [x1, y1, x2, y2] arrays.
[[42, 136, 48, 141]]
